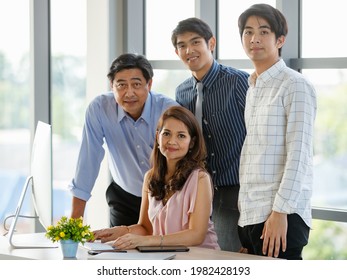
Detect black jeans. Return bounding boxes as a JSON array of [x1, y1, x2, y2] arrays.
[[105, 181, 142, 227], [238, 213, 310, 260], [212, 185, 241, 252]]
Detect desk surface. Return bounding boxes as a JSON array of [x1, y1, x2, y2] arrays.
[[0, 233, 275, 260]]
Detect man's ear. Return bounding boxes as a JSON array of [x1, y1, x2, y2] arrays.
[[276, 35, 286, 49], [147, 78, 153, 91], [208, 36, 216, 53]]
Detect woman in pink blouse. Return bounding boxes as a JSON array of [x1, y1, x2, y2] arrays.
[[93, 106, 220, 250]]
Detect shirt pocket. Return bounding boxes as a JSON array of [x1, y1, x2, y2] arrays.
[[248, 103, 286, 147]]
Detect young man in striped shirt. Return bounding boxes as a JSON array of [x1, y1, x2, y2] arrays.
[[171, 17, 249, 252]]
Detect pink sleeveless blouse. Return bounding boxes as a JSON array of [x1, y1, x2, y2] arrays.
[[148, 169, 220, 250]]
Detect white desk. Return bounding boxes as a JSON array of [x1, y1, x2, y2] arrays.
[[0, 233, 275, 260]]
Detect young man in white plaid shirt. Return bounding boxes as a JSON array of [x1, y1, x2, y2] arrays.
[[237, 4, 317, 259]]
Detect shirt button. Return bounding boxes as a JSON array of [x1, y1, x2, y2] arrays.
[[208, 135, 211, 138], [137, 145, 140, 149], [212, 170, 216, 174], [211, 153, 215, 157]]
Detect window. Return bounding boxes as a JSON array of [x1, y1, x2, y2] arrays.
[[145, 0, 194, 100], [152, 69, 191, 100], [0, 0, 30, 235], [50, 0, 87, 222], [218, 0, 276, 59], [303, 219, 347, 259], [301, 0, 347, 211], [145, 0, 195, 60], [302, 0, 346, 58], [303, 69, 347, 210]]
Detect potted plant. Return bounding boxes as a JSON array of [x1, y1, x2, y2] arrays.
[[45, 216, 94, 258]]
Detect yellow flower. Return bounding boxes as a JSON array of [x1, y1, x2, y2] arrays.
[[45, 216, 93, 244]]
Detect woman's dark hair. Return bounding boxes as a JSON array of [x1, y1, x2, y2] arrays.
[[238, 4, 288, 56], [107, 53, 154, 83], [171, 17, 213, 48], [147, 106, 207, 200]]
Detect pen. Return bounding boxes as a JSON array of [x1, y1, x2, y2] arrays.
[[88, 249, 127, 255]]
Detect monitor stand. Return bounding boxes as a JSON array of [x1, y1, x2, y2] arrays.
[[6, 176, 57, 249]]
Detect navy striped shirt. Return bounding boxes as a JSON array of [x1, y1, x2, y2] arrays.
[[175, 60, 249, 186]]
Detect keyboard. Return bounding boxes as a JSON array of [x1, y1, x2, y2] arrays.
[[80, 241, 115, 251]]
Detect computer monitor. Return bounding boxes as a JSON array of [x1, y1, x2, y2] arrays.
[[7, 121, 57, 248]]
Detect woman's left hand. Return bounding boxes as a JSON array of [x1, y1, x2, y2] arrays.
[[113, 233, 144, 249]]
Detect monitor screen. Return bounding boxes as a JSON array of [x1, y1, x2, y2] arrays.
[[7, 121, 56, 248], [31, 121, 53, 229]]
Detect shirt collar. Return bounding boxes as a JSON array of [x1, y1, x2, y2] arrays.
[[249, 59, 286, 86], [140, 93, 152, 124], [193, 59, 219, 89]]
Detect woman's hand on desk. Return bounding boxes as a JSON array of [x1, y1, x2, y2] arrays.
[[92, 226, 128, 243], [113, 233, 146, 250]]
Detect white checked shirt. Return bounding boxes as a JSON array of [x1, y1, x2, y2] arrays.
[[238, 59, 317, 228]]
